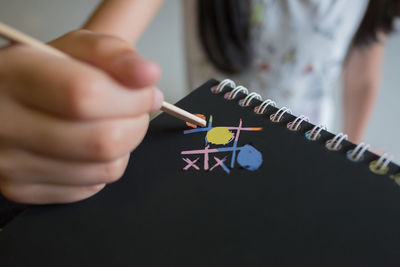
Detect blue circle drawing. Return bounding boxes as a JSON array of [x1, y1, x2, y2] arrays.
[[236, 144, 263, 171]]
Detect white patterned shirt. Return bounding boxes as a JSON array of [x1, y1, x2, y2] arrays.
[[183, 0, 369, 127]]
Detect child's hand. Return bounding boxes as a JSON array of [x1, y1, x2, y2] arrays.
[[0, 30, 163, 204]]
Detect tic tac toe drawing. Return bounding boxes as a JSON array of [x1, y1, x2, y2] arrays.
[[181, 115, 263, 173]]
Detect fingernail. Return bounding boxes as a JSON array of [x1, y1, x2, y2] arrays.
[[152, 88, 164, 111]]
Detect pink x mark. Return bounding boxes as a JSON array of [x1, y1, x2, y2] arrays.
[[182, 157, 200, 170], [210, 156, 230, 174]]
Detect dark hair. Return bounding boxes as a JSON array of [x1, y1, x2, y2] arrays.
[[352, 0, 400, 46], [198, 0, 400, 74], [197, 0, 251, 74]]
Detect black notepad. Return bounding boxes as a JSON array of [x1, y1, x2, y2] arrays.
[[1, 79, 400, 267]]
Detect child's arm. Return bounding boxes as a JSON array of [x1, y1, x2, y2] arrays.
[[84, 0, 164, 45], [342, 35, 386, 143]]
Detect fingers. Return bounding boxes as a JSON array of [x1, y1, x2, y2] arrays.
[[0, 181, 106, 204], [0, 30, 160, 205], [0, 148, 130, 186], [0, 45, 163, 119], [49, 29, 161, 88], [0, 97, 150, 161]]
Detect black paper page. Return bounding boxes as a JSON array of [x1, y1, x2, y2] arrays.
[[1, 79, 400, 267]]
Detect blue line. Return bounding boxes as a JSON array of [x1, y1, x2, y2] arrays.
[[220, 158, 230, 174], [184, 115, 213, 135], [184, 127, 211, 134], [230, 140, 238, 168], [216, 146, 243, 153], [230, 119, 242, 168]]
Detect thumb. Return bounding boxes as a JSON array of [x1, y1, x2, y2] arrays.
[[49, 29, 161, 88]]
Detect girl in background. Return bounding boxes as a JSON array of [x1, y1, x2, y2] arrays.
[[87, 0, 400, 143]]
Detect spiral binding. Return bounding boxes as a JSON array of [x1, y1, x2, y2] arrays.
[[224, 85, 249, 100], [325, 132, 348, 151], [239, 92, 262, 107], [211, 79, 235, 94], [347, 143, 370, 162], [212, 79, 396, 177], [390, 172, 400, 185], [369, 153, 393, 175], [287, 115, 309, 131], [254, 99, 276, 114], [270, 107, 291, 123], [305, 124, 326, 141]]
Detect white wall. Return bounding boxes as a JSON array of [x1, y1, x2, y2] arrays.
[[365, 35, 400, 161], [1, 0, 399, 162]]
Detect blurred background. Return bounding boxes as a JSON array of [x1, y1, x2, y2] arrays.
[[0, 0, 399, 162]]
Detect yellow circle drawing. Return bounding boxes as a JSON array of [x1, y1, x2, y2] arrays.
[[206, 127, 233, 145]]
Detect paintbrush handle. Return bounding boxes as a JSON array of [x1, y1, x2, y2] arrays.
[[160, 101, 206, 127]]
